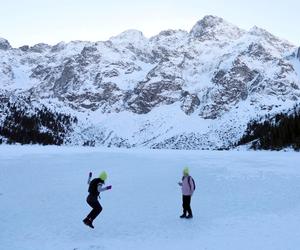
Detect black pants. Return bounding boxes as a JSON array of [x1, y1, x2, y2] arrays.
[[86, 194, 103, 221], [182, 195, 192, 216]]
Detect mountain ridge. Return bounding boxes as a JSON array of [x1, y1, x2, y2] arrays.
[[0, 15, 299, 149]]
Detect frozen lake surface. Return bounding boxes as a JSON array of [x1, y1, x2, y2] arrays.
[[0, 146, 300, 250]]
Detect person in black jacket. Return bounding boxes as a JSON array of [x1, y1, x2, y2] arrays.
[[83, 171, 112, 228]]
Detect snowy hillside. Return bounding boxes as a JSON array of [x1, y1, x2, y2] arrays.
[[0, 15, 300, 148], [1, 146, 300, 250]]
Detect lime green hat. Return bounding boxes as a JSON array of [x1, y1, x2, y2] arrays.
[[99, 171, 108, 181], [183, 167, 189, 176]]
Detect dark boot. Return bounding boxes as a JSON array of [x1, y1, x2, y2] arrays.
[[186, 214, 193, 219], [88, 220, 94, 229], [83, 218, 94, 229], [180, 213, 186, 218], [83, 217, 89, 225]]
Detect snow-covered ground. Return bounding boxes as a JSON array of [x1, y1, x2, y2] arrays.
[[1, 146, 300, 250]]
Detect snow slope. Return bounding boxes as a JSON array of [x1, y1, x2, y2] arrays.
[[1, 146, 300, 250]]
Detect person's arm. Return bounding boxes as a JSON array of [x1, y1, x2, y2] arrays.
[[178, 176, 183, 186], [97, 184, 112, 192]]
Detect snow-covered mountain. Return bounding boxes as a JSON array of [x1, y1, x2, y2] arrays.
[[0, 15, 300, 148]]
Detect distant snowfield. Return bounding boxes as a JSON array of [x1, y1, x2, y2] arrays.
[[0, 146, 300, 250]]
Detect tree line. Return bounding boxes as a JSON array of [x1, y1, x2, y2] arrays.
[[0, 102, 77, 145], [237, 104, 300, 151]]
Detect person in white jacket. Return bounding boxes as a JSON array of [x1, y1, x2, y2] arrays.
[[178, 167, 195, 219]]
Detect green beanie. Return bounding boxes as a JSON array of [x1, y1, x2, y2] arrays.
[[99, 171, 108, 181], [183, 167, 189, 176]]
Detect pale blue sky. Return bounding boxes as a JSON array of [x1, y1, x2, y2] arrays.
[[0, 0, 299, 47]]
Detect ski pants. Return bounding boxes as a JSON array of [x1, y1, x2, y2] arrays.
[[182, 195, 192, 216], [86, 194, 103, 221]]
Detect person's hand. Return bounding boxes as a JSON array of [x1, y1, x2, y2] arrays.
[[178, 182, 182, 186], [106, 185, 112, 190]]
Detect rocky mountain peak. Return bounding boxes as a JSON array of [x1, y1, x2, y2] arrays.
[[192, 15, 225, 29], [190, 15, 245, 41], [0, 38, 12, 50], [109, 29, 148, 47]]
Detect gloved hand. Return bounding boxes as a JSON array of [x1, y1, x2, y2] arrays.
[[106, 185, 112, 190], [178, 182, 182, 186]]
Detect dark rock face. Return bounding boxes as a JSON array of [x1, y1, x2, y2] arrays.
[[103, 69, 119, 78], [53, 59, 80, 95], [201, 59, 257, 118], [128, 81, 182, 114], [277, 59, 294, 77], [0, 38, 11, 50], [65, 82, 123, 112], [1, 63, 14, 80], [29, 43, 51, 53], [81, 46, 97, 56], [31, 65, 52, 79], [297, 47, 300, 60], [51, 42, 66, 53], [245, 42, 274, 62], [19, 45, 30, 52], [181, 92, 200, 115]]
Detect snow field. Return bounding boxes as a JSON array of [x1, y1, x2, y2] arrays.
[[0, 146, 300, 250]]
